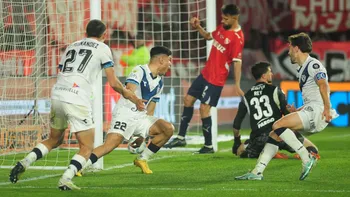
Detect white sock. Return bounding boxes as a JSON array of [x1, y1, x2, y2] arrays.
[[252, 143, 278, 175], [21, 143, 49, 168], [83, 159, 92, 170], [177, 135, 185, 140], [279, 128, 310, 164], [61, 154, 86, 181], [138, 148, 154, 161]]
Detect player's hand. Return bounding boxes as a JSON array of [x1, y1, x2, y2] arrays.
[[232, 136, 241, 155], [287, 103, 297, 112], [322, 107, 332, 123], [190, 17, 200, 29], [234, 86, 244, 96], [135, 99, 146, 111]]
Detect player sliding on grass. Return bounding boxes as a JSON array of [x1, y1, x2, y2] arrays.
[[9, 20, 145, 190], [232, 62, 319, 159], [235, 33, 338, 181], [78, 46, 174, 175]]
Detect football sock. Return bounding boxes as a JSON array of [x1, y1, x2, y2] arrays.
[[21, 143, 49, 168], [62, 154, 86, 180], [277, 128, 310, 164], [178, 107, 194, 137], [202, 116, 212, 146], [89, 153, 98, 165], [138, 142, 160, 161], [252, 137, 279, 175]]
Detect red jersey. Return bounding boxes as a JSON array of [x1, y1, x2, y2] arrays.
[[201, 25, 244, 86]]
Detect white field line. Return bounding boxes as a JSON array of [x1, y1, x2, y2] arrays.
[[0, 185, 349, 193], [0, 155, 176, 186]]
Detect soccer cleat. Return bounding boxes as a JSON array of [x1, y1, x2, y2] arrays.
[[75, 170, 83, 177], [134, 159, 153, 174], [9, 162, 26, 183], [58, 178, 81, 190], [274, 152, 289, 159], [194, 146, 214, 154], [164, 138, 186, 148], [299, 155, 317, 180], [294, 152, 321, 160], [235, 172, 263, 180]]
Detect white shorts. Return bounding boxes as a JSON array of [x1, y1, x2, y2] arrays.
[[297, 104, 338, 133], [50, 99, 94, 133], [108, 110, 159, 140]]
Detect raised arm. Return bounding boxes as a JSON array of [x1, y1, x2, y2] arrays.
[[190, 17, 212, 40]]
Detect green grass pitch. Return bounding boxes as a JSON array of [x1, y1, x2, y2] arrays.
[[1, 127, 349, 197]]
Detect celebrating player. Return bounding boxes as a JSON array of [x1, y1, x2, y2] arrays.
[[235, 33, 338, 181], [9, 20, 145, 190], [79, 46, 174, 175], [232, 62, 319, 159], [165, 4, 245, 153]]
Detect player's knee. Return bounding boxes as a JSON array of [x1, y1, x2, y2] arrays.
[[199, 104, 211, 118], [162, 122, 174, 138], [184, 95, 195, 107]]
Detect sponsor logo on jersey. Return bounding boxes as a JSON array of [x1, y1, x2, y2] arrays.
[[224, 38, 230, 44], [257, 117, 275, 129], [212, 40, 226, 53], [73, 83, 79, 88]]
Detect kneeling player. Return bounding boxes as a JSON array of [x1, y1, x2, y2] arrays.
[[81, 46, 174, 174], [231, 62, 319, 159]]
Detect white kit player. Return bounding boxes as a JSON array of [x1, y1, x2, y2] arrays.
[[9, 20, 145, 190], [80, 46, 174, 175], [235, 32, 338, 181]]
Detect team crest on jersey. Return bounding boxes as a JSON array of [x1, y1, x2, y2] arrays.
[[224, 38, 230, 44]]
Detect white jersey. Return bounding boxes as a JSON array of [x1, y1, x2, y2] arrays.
[[51, 38, 114, 108], [114, 64, 163, 115], [297, 56, 329, 106]]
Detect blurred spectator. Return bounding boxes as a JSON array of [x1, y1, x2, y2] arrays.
[[120, 36, 150, 76]]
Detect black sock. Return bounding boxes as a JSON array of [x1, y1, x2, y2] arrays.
[[70, 160, 83, 171], [89, 153, 98, 165], [148, 142, 161, 153], [32, 148, 43, 160], [178, 106, 194, 137], [202, 116, 212, 146]]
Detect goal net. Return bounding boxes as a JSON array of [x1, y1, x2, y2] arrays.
[[0, 0, 214, 170]]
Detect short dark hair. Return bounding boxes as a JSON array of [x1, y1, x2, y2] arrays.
[[288, 32, 312, 53], [150, 46, 172, 58], [86, 19, 106, 38], [221, 4, 240, 16], [251, 62, 271, 80]]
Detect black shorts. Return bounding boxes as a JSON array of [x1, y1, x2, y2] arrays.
[[187, 74, 223, 107], [240, 132, 305, 158]]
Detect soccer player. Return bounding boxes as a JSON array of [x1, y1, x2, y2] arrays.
[[164, 4, 245, 153], [80, 46, 174, 175], [9, 20, 145, 190], [232, 62, 319, 159], [235, 33, 338, 181]]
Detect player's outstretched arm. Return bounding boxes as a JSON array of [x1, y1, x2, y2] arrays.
[[105, 67, 145, 111], [190, 16, 212, 40], [316, 78, 332, 122]]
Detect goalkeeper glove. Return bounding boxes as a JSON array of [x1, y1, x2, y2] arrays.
[[232, 136, 242, 155]]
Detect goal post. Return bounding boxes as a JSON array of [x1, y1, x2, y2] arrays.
[[0, 0, 219, 170]]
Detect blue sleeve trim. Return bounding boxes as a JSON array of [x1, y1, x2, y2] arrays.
[[125, 79, 139, 86], [315, 72, 327, 81], [102, 61, 114, 69], [151, 97, 160, 102]]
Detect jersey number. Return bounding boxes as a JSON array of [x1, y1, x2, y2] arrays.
[[250, 95, 273, 120], [62, 49, 93, 73], [113, 121, 127, 131]]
